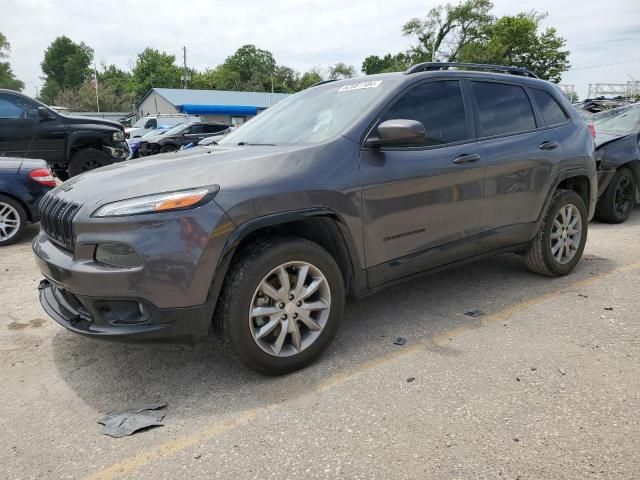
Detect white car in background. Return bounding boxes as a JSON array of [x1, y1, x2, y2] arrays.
[[125, 114, 201, 138]]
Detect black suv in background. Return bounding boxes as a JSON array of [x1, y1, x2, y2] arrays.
[[34, 63, 597, 375], [138, 122, 230, 156], [0, 89, 129, 179]]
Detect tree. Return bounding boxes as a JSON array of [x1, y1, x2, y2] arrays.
[[328, 62, 356, 80], [0, 33, 24, 91], [458, 12, 570, 81], [215, 45, 277, 91], [361, 53, 412, 75], [272, 66, 300, 93], [40, 36, 93, 103], [130, 48, 182, 98], [402, 0, 494, 62], [298, 68, 324, 90]]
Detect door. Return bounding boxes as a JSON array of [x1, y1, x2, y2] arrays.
[[468, 81, 569, 253], [0, 92, 66, 162], [361, 80, 486, 287]]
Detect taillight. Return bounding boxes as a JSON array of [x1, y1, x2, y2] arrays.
[[588, 124, 596, 139], [29, 168, 57, 187]]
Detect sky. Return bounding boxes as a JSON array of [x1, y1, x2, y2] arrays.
[[2, 0, 640, 100]]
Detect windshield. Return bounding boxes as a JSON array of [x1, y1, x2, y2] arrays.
[[157, 123, 187, 137], [220, 79, 394, 145], [592, 105, 640, 134], [141, 128, 169, 139]]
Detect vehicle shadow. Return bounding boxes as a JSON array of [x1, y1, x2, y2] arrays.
[[51, 251, 616, 419], [15, 223, 40, 245]]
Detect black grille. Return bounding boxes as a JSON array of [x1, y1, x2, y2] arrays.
[[39, 194, 81, 251]]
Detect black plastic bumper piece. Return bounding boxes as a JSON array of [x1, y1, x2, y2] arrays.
[[38, 279, 213, 340]]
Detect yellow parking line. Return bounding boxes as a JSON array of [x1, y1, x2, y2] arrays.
[[86, 261, 640, 480]]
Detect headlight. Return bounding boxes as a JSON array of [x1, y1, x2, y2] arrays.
[[112, 131, 125, 142], [92, 187, 218, 217]]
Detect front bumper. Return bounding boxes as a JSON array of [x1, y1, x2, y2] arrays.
[[33, 199, 234, 339], [38, 278, 213, 338], [103, 141, 131, 162]]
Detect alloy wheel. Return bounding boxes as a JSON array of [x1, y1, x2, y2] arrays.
[[0, 202, 21, 242], [550, 204, 582, 264], [614, 175, 634, 214], [249, 261, 331, 357]]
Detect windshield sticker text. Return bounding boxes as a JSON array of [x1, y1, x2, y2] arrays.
[[338, 81, 382, 92]]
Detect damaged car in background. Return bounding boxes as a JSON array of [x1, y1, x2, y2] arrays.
[[592, 103, 640, 223]]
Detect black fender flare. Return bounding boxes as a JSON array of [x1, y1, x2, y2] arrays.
[[534, 167, 597, 233], [207, 208, 365, 307], [65, 130, 109, 161]]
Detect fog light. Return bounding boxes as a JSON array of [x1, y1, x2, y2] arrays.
[[95, 244, 142, 268]]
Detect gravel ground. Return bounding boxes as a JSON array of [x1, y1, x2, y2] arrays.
[[1, 212, 639, 479]]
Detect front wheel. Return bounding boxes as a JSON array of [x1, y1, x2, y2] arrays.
[[68, 148, 111, 177], [214, 237, 345, 375], [524, 189, 588, 277]]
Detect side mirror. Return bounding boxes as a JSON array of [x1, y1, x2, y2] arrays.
[[365, 119, 426, 147], [38, 107, 53, 120]]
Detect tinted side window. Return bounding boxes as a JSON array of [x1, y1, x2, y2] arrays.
[[188, 125, 204, 134], [0, 94, 38, 119], [530, 89, 568, 126], [145, 118, 157, 128], [204, 125, 227, 134], [381, 80, 467, 146], [471, 82, 536, 137]]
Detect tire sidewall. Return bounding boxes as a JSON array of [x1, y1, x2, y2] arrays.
[[68, 148, 111, 177], [0, 195, 27, 247], [541, 191, 588, 275], [608, 169, 635, 222], [225, 240, 345, 375]]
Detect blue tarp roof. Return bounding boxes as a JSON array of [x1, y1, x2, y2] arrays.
[[180, 104, 258, 116], [149, 88, 289, 111]]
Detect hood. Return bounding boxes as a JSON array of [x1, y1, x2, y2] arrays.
[[61, 114, 123, 131], [51, 144, 319, 209]]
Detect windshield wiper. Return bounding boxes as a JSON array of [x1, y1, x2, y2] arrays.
[[237, 142, 276, 146]]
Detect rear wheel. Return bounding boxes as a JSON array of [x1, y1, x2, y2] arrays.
[[68, 148, 111, 177], [595, 167, 636, 224], [524, 189, 588, 277], [214, 237, 345, 375], [0, 195, 27, 247]]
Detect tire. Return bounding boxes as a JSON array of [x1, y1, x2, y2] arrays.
[[595, 167, 636, 224], [0, 195, 27, 247], [214, 236, 345, 375], [160, 144, 178, 153], [68, 148, 111, 177], [54, 169, 69, 181], [524, 189, 588, 277]]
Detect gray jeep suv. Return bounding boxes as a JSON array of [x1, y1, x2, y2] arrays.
[[34, 63, 597, 375]]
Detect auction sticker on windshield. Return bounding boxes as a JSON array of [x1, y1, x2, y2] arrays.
[[338, 80, 382, 92]]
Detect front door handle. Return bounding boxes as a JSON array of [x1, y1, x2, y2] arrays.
[[453, 153, 481, 164], [539, 141, 560, 151]]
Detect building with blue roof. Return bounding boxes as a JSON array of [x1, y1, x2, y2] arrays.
[[135, 88, 290, 125]]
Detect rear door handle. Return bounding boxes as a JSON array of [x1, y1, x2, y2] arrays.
[[539, 141, 560, 151], [453, 153, 481, 164]]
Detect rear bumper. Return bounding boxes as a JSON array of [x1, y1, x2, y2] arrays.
[[38, 278, 213, 339]]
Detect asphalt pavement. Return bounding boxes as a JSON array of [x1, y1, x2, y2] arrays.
[[1, 212, 639, 479]]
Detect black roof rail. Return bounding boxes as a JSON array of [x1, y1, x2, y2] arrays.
[[310, 79, 338, 88], [404, 62, 538, 79]]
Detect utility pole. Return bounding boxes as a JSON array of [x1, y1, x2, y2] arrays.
[[93, 63, 100, 112], [181, 46, 190, 89]]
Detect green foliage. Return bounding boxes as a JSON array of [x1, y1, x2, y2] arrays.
[[130, 48, 182, 98], [215, 45, 277, 91], [40, 36, 93, 102], [458, 13, 570, 81], [328, 62, 356, 80], [0, 33, 24, 91], [361, 53, 412, 75], [403, 0, 494, 61], [298, 68, 324, 90]]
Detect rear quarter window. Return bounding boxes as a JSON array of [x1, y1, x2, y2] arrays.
[[471, 82, 537, 137], [530, 89, 569, 126]]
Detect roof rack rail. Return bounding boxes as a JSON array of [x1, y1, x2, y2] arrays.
[[404, 62, 538, 79]]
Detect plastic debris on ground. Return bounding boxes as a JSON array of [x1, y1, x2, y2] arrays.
[[465, 309, 486, 317], [393, 337, 407, 346], [99, 402, 167, 438]]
